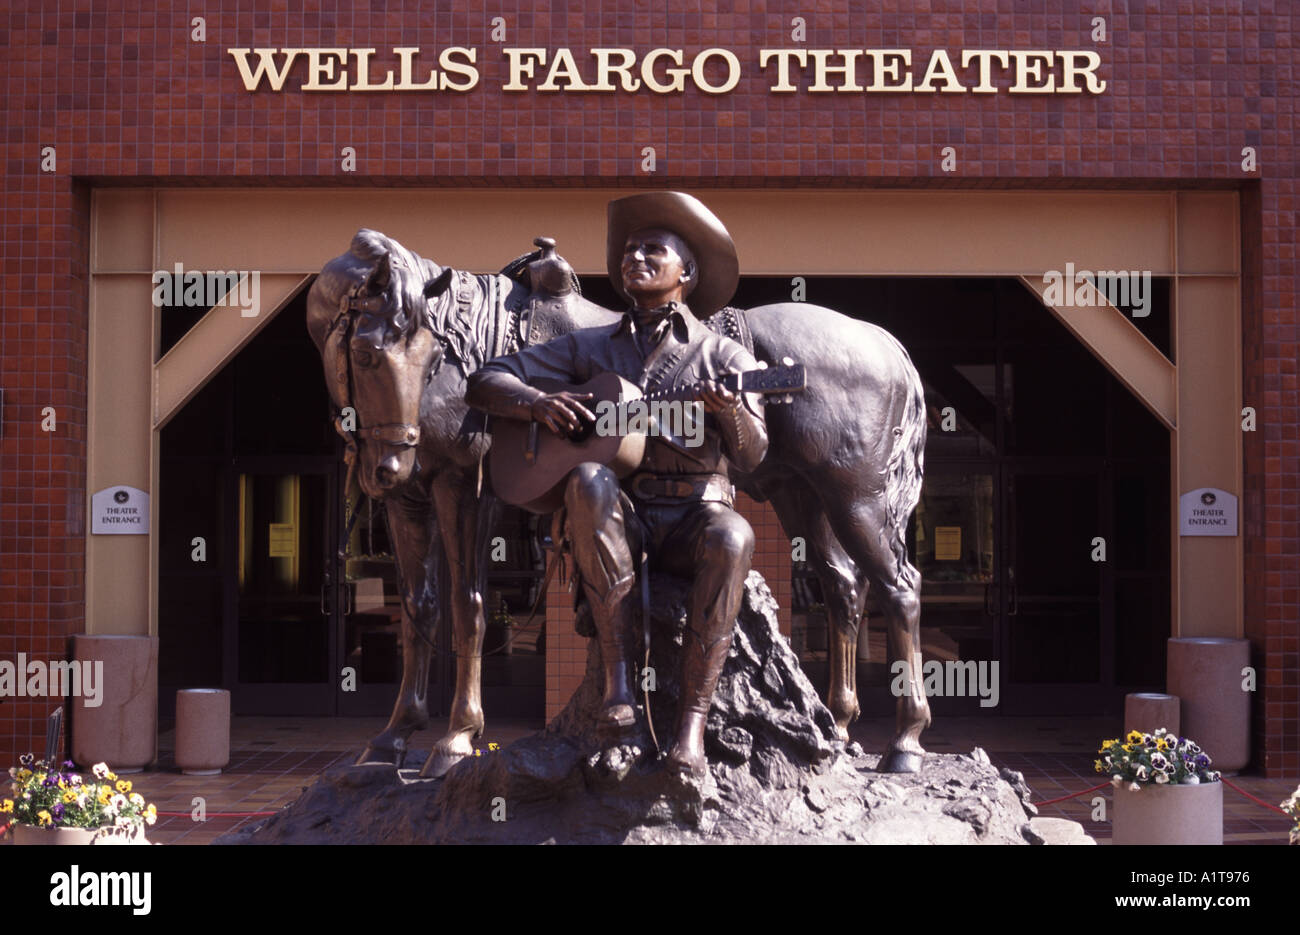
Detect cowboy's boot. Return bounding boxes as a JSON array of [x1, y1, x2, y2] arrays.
[[587, 577, 637, 732], [666, 625, 732, 779], [561, 462, 641, 734]]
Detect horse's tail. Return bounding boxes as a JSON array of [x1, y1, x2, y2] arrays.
[[884, 338, 927, 590]]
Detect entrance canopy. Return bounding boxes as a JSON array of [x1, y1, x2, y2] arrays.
[[88, 187, 1241, 648]]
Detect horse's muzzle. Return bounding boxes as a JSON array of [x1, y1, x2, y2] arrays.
[[374, 455, 403, 489]]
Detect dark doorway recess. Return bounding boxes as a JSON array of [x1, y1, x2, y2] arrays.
[[158, 286, 547, 719]]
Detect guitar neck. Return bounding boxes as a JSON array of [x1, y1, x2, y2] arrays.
[[641, 375, 740, 405]]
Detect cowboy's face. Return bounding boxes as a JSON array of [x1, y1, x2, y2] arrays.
[[621, 228, 696, 307]]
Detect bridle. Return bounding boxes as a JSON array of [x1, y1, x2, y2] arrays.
[[325, 274, 424, 496]]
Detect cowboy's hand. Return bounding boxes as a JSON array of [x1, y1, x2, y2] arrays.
[[531, 391, 596, 436], [697, 379, 740, 414]]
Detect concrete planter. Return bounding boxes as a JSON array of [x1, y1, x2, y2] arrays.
[[1167, 637, 1250, 773], [1112, 780, 1223, 845], [10, 823, 149, 845], [71, 634, 158, 773], [11, 824, 98, 845], [174, 688, 231, 775]]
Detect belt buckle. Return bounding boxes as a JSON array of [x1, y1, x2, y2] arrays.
[[631, 474, 656, 499]]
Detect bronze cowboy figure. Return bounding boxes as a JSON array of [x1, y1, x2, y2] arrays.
[[467, 193, 768, 779], [306, 191, 930, 780]]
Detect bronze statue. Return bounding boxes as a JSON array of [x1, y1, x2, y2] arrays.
[[466, 193, 769, 778], [306, 192, 930, 778]]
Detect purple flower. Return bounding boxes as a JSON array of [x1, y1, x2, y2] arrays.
[[61, 760, 75, 770], [18, 754, 33, 767], [1195, 753, 1210, 769], [51, 802, 64, 820]]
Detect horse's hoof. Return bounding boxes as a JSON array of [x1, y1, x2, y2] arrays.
[[878, 749, 925, 773], [418, 749, 467, 779], [355, 744, 406, 768], [596, 703, 637, 733]]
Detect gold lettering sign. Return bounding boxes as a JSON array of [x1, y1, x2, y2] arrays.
[[227, 47, 1105, 94]]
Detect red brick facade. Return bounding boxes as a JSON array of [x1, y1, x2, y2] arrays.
[[1, 3, 1295, 774]]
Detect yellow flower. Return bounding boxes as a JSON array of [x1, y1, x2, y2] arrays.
[[1094, 759, 1104, 771], [36, 810, 53, 827], [106, 772, 117, 782], [61, 790, 77, 804], [1122, 744, 1135, 753], [1155, 738, 1169, 751], [97, 787, 112, 806], [1101, 739, 1117, 751], [0, 799, 12, 813], [115, 779, 132, 794], [1126, 730, 1143, 744], [16, 769, 31, 782]]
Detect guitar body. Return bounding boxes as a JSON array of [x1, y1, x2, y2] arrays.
[[488, 372, 646, 513]]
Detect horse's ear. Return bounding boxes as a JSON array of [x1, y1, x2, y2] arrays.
[[424, 267, 453, 299], [364, 253, 392, 295]]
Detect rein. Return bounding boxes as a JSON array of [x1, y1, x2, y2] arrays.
[[326, 280, 424, 475]]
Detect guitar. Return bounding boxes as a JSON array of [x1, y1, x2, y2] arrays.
[[488, 360, 805, 512]]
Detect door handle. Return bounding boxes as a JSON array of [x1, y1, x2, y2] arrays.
[[342, 580, 353, 616], [983, 582, 998, 616], [1007, 581, 1018, 616], [320, 578, 332, 617]]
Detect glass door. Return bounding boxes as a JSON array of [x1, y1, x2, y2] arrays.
[[226, 457, 336, 714], [909, 463, 1000, 714], [997, 463, 1111, 713]]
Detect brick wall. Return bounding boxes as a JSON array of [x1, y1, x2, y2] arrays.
[[2, 2, 1295, 773]]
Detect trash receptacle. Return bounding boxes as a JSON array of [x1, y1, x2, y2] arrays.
[[175, 688, 231, 776]]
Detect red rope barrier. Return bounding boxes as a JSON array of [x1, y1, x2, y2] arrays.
[[1030, 776, 1294, 821], [156, 810, 277, 818], [1032, 782, 1110, 807], [1220, 777, 1292, 816]]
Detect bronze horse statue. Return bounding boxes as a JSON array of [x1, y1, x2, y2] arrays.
[[306, 227, 930, 777]]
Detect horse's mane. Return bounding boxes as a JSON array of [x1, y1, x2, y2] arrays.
[[308, 228, 496, 377]]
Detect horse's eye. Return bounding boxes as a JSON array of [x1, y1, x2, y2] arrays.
[[354, 350, 374, 368]]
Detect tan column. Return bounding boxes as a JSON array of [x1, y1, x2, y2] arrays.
[[1172, 193, 1242, 639], [1172, 276, 1243, 637], [86, 276, 156, 636]]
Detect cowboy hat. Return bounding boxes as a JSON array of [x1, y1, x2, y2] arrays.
[[607, 192, 739, 317]]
